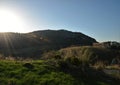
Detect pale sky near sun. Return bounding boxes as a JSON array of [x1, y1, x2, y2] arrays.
[[0, 0, 120, 42]]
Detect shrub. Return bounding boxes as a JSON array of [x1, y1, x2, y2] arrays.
[[41, 51, 61, 60], [94, 61, 106, 70]]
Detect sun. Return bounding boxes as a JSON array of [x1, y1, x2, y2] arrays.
[[0, 8, 28, 33]]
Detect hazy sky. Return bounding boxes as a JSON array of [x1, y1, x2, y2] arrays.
[[0, 0, 120, 42]]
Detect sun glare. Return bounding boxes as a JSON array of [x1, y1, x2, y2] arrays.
[[0, 8, 28, 33]]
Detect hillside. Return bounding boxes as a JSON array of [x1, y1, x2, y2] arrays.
[[59, 46, 120, 64], [0, 30, 96, 58], [42, 46, 120, 65]]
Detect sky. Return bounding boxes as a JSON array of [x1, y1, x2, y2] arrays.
[[0, 0, 120, 42]]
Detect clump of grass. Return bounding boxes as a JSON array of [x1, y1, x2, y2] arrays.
[[106, 65, 120, 70], [93, 61, 106, 70], [41, 51, 61, 60]]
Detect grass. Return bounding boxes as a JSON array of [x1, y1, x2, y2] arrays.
[[0, 60, 77, 85], [0, 59, 119, 85], [0, 46, 120, 85], [58, 46, 120, 65]]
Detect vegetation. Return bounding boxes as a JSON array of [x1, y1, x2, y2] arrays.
[[0, 59, 119, 85], [0, 60, 76, 85], [42, 46, 120, 66], [0, 30, 96, 58], [0, 30, 119, 85], [0, 46, 120, 85]]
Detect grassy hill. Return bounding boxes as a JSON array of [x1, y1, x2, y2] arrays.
[[0, 30, 96, 58], [42, 46, 120, 65]]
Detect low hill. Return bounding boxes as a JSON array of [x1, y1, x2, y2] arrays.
[[0, 30, 97, 58], [42, 46, 120, 65]]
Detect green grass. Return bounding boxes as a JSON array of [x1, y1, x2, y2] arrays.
[[0, 60, 77, 85], [0, 59, 119, 85]]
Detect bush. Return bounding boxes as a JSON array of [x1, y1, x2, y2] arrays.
[[41, 51, 61, 60]]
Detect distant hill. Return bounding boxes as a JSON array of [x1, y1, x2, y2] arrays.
[[0, 29, 97, 58]]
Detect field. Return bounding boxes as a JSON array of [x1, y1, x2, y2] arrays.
[[0, 60, 119, 85], [0, 46, 120, 85]]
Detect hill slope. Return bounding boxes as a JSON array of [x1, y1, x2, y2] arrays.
[[0, 30, 97, 57]]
